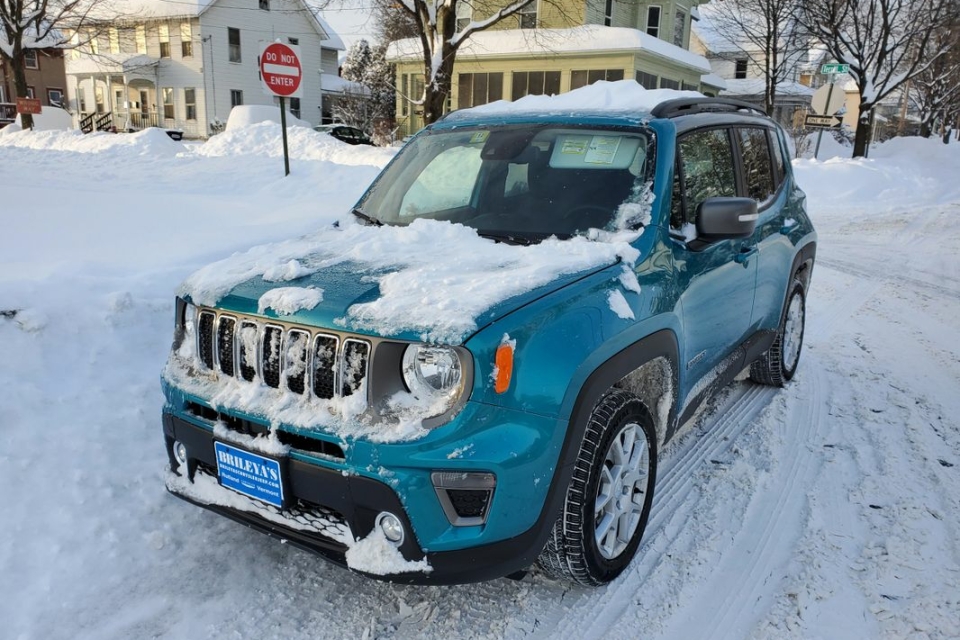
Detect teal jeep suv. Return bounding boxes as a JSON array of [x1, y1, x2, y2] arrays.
[[161, 93, 816, 586]]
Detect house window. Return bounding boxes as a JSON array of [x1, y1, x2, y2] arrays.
[[570, 69, 625, 90], [674, 8, 686, 47], [646, 6, 661, 38], [27, 86, 36, 99], [24, 49, 39, 69], [120, 28, 135, 53], [162, 87, 175, 119], [47, 88, 64, 107], [604, 0, 614, 26], [682, 82, 698, 91], [0, 85, 6, 102], [458, 72, 503, 108], [511, 71, 560, 100], [456, 2, 472, 31], [636, 70, 658, 89], [109, 27, 120, 54], [95, 86, 104, 113], [735, 59, 748, 79], [159, 24, 171, 58], [288, 37, 299, 45], [289, 97, 300, 118], [231, 89, 243, 107], [88, 30, 99, 55], [228, 28, 241, 63], [659, 78, 679, 90], [181, 23, 193, 57], [136, 25, 146, 54], [78, 88, 87, 112], [518, 2, 537, 29], [260, 0, 270, 10], [400, 73, 424, 116], [184, 88, 197, 120]]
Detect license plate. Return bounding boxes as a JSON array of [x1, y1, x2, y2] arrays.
[[214, 441, 284, 508]]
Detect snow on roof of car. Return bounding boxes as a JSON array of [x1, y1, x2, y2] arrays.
[[439, 80, 702, 125]]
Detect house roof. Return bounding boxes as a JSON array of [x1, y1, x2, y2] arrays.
[[387, 25, 711, 73], [98, 0, 344, 50], [720, 78, 814, 98], [321, 73, 369, 96], [691, 4, 760, 55]]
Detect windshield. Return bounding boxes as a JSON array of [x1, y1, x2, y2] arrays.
[[357, 125, 653, 242]]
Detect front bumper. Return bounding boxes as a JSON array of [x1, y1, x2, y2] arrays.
[[162, 411, 561, 584]]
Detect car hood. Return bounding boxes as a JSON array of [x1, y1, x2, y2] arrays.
[[178, 219, 636, 345], [207, 258, 618, 344]]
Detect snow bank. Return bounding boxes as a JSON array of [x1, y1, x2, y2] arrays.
[[11, 107, 74, 131], [450, 79, 701, 120], [194, 121, 395, 166], [793, 136, 960, 216], [178, 218, 640, 344], [225, 104, 313, 132], [0, 126, 183, 156]]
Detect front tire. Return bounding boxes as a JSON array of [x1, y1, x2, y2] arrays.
[[751, 279, 806, 386], [538, 389, 657, 585]]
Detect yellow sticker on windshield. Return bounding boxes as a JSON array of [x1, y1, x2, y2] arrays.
[[470, 131, 490, 144]]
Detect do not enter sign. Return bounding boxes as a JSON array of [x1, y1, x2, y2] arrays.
[[260, 42, 303, 98]]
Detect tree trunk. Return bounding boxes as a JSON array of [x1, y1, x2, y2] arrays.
[[920, 120, 932, 138], [9, 47, 35, 130], [853, 110, 873, 158], [421, 44, 456, 125]]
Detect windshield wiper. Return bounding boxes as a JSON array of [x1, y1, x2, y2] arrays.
[[351, 207, 383, 227], [476, 231, 534, 246]]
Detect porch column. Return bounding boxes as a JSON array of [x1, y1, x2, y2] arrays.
[[123, 76, 130, 131], [106, 75, 113, 128]]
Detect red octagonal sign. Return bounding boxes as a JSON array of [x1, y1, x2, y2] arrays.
[[260, 42, 302, 98]]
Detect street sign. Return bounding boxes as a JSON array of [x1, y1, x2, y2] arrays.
[[811, 83, 845, 116], [821, 63, 850, 75], [260, 42, 303, 98], [16, 98, 42, 115], [805, 114, 842, 129]]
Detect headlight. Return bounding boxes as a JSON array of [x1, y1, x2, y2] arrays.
[[401, 345, 463, 415], [172, 298, 197, 356]]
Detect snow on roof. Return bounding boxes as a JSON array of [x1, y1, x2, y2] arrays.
[[721, 79, 814, 98], [114, 0, 217, 19], [321, 73, 369, 96], [443, 79, 700, 121], [701, 73, 728, 90], [691, 5, 753, 55], [387, 25, 711, 73], [65, 52, 160, 75], [0, 24, 64, 57]]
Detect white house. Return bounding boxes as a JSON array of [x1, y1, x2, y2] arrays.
[[64, 0, 343, 138]]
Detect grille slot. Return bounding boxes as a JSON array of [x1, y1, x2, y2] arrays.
[[217, 316, 237, 376], [312, 335, 339, 399], [341, 339, 370, 396], [197, 311, 216, 369], [238, 321, 258, 381], [284, 330, 309, 395], [261, 325, 283, 389]]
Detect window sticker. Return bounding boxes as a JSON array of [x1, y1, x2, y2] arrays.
[[470, 131, 490, 144], [585, 136, 622, 165], [560, 138, 588, 155]]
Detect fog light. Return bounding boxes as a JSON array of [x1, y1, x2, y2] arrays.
[[173, 440, 188, 466], [376, 512, 404, 545]]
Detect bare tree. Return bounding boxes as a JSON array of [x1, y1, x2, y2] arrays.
[[371, 0, 540, 125], [701, 0, 805, 116], [0, 0, 114, 129], [799, 0, 953, 157], [910, 15, 960, 138]]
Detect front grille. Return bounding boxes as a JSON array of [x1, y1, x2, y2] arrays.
[[192, 307, 370, 404]]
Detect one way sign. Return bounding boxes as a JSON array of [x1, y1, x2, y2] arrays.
[[805, 114, 842, 129]]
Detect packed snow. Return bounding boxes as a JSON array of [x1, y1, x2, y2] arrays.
[[2, 111, 960, 640]]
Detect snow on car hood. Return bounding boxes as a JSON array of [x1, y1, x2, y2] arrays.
[[178, 217, 641, 344]]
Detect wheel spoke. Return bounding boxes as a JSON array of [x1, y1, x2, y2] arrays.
[[593, 419, 653, 560]]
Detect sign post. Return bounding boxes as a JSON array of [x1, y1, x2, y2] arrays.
[[259, 41, 303, 176]]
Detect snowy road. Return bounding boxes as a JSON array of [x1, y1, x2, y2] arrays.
[[2, 129, 958, 639]]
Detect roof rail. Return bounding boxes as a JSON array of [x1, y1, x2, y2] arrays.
[[650, 97, 769, 119]]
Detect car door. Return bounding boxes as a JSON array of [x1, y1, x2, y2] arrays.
[[670, 127, 758, 400], [737, 125, 795, 333]]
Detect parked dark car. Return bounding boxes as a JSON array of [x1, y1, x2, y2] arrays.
[[314, 124, 373, 145]]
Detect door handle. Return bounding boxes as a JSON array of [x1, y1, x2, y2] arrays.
[[735, 245, 758, 265]]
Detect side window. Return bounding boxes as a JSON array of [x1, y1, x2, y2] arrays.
[[400, 146, 483, 216], [769, 128, 786, 187], [676, 128, 737, 227], [738, 127, 775, 202]]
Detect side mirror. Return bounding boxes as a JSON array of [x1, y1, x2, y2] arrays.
[[696, 197, 758, 243]]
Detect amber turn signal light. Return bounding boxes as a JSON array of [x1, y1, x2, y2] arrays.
[[494, 344, 514, 394]]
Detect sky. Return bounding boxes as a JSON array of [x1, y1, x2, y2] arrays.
[[318, 0, 380, 53]]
